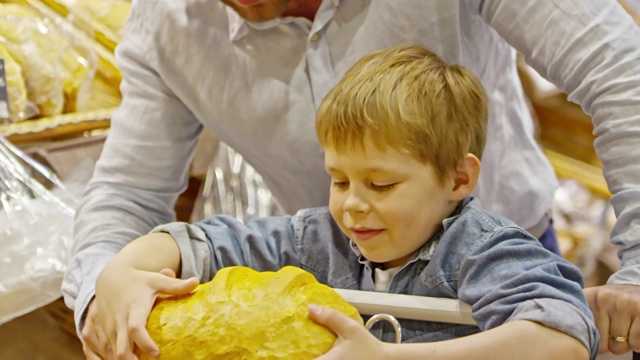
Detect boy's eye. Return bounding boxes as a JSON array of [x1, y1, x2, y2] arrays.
[[331, 180, 349, 188], [371, 183, 396, 191]]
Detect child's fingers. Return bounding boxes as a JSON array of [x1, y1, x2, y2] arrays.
[[158, 268, 177, 278], [151, 273, 199, 296], [128, 306, 160, 358], [115, 321, 135, 359], [308, 304, 360, 338]]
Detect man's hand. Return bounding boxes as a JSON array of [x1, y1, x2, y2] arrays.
[[584, 284, 640, 354], [308, 305, 388, 360], [82, 298, 111, 359]]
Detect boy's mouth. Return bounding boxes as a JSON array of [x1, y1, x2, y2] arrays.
[[350, 228, 384, 241]]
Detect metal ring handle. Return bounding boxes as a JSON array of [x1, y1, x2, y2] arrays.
[[365, 313, 402, 344]]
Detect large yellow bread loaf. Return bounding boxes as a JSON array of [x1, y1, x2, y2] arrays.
[[141, 266, 363, 360]]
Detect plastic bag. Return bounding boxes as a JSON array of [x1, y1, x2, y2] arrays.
[[0, 136, 77, 325], [190, 142, 282, 223]]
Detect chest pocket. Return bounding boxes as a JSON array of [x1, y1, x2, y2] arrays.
[[370, 266, 475, 342], [421, 270, 459, 294]]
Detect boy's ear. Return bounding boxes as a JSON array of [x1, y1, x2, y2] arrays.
[[449, 153, 480, 201]]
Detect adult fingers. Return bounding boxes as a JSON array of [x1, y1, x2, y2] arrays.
[[629, 316, 640, 352], [82, 300, 112, 359], [83, 325, 112, 360], [586, 284, 640, 354], [83, 341, 104, 360], [605, 287, 632, 355], [585, 286, 612, 353], [608, 305, 632, 355]]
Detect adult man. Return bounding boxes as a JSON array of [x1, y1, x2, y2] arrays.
[[63, 0, 640, 357]]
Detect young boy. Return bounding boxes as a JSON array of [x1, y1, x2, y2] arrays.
[[93, 44, 598, 359]]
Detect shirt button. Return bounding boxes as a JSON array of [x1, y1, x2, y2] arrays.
[[310, 33, 320, 42]]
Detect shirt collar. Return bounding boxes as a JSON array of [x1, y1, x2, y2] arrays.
[[226, 0, 340, 42], [442, 197, 470, 231], [417, 197, 472, 261], [349, 239, 362, 257], [226, 6, 281, 42]]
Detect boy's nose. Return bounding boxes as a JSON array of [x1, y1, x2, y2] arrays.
[[342, 188, 370, 214]]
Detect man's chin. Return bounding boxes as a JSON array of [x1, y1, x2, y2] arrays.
[[236, 0, 261, 5], [219, 0, 290, 23]]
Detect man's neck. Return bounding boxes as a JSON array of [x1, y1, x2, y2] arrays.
[[282, 0, 322, 21]]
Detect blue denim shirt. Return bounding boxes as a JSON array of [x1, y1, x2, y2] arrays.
[[153, 198, 598, 359]]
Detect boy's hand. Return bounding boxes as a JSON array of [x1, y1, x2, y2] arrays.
[[94, 261, 199, 359], [309, 305, 388, 360]]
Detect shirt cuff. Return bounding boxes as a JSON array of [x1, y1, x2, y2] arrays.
[[507, 298, 598, 359], [72, 257, 110, 339], [607, 262, 640, 285], [74, 290, 96, 340], [150, 222, 211, 282]]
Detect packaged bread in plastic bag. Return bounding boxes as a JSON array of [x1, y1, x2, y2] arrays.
[[0, 40, 39, 123], [0, 3, 97, 118], [56, 0, 131, 36]]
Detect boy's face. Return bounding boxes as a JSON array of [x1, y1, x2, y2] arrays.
[[325, 137, 459, 269]]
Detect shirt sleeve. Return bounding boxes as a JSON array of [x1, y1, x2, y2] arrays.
[[475, 0, 640, 284], [151, 214, 303, 283], [456, 226, 599, 359], [60, 0, 202, 337]]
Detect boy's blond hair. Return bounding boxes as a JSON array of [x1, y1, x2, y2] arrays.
[[316, 44, 488, 184]]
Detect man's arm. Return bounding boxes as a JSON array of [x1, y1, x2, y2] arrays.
[[477, 0, 640, 282], [61, 0, 202, 338], [479, 1, 640, 352]]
